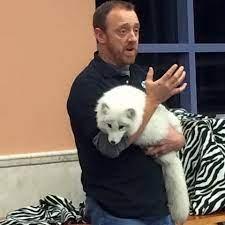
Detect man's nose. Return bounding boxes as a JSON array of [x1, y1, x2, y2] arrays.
[[128, 31, 138, 42]]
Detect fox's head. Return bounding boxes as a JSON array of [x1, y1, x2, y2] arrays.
[[96, 102, 136, 145]]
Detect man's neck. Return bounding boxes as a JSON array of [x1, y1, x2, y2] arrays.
[[98, 51, 115, 65], [97, 51, 130, 76], [98, 50, 128, 68]]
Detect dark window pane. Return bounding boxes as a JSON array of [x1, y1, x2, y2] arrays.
[[196, 53, 225, 115], [135, 53, 183, 108], [194, 1, 225, 43], [96, 0, 178, 43]]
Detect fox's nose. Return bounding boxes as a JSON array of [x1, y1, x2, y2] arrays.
[[110, 140, 116, 145]]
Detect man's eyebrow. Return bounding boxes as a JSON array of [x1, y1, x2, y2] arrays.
[[134, 23, 140, 27], [118, 23, 140, 28]]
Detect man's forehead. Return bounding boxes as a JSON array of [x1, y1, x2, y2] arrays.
[[106, 8, 139, 26]]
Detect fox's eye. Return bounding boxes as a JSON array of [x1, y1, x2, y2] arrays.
[[119, 125, 125, 130], [107, 123, 112, 128]]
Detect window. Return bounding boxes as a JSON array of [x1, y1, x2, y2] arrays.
[[196, 53, 225, 115], [194, 1, 225, 43], [96, 0, 225, 115], [135, 0, 178, 43]]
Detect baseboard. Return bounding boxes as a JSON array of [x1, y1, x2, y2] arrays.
[[0, 149, 78, 168]]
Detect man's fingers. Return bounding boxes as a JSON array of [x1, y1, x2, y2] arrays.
[[151, 145, 170, 158], [169, 66, 185, 85], [171, 82, 187, 96], [145, 67, 154, 81], [180, 82, 188, 91], [151, 146, 164, 155], [145, 145, 158, 156], [146, 145, 164, 156], [161, 64, 178, 81], [173, 71, 186, 87]]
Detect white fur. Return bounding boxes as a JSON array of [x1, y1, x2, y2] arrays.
[[96, 85, 189, 224]]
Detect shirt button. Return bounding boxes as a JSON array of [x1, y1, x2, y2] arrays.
[[126, 80, 129, 84]]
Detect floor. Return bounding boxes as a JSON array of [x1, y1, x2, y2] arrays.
[[2, 212, 225, 225], [184, 212, 225, 225]]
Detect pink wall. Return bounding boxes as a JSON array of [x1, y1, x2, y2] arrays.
[[0, 1, 96, 154]]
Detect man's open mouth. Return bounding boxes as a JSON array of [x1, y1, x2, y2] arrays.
[[126, 47, 135, 51]]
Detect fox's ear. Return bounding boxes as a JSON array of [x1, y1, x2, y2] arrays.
[[101, 103, 109, 115], [126, 108, 136, 120]]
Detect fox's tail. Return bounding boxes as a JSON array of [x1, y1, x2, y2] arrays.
[[158, 152, 189, 224]]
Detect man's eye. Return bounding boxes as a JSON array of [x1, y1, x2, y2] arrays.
[[134, 28, 139, 34], [120, 29, 127, 34], [119, 125, 125, 130], [107, 124, 112, 128]]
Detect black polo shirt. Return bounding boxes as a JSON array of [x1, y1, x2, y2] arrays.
[[67, 53, 169, 218]]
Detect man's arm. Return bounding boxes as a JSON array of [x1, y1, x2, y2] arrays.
[[128, 65, 187, 145], [144, 126, 186, 157]]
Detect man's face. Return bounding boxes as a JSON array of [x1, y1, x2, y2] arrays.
[[101, 8, 140, 66]]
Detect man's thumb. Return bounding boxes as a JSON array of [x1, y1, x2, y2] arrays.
[[146, 67, 154, 81]]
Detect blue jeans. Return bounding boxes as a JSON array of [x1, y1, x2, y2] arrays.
[[85, 197, 174, 225]]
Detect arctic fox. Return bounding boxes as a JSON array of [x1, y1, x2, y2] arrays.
[[95, 85, 189, 224]]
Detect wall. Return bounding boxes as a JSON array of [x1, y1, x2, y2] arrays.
[[0, 0, 96, 154], [0, 151, 84, 217]]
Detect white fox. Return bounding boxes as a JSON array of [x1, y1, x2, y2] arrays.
[[95, 85, 189, 224]]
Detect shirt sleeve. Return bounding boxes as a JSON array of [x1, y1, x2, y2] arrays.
[[93, 131, 129, 158]]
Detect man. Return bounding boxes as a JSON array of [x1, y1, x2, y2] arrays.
[[67, 1, 187, 225]]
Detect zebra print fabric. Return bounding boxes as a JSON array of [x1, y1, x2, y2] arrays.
[[0, 195, 87, 225], [172, 108, 225, 215]]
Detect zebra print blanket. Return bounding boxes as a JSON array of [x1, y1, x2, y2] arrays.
[[172, 108, 225, 215], [1, 109, 225, 224], [0, 195, 87, 225]]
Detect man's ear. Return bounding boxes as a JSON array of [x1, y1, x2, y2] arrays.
[[101, 103, 109, 115], [126, 108, 136, 120], [94, 28, 107, 44]]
